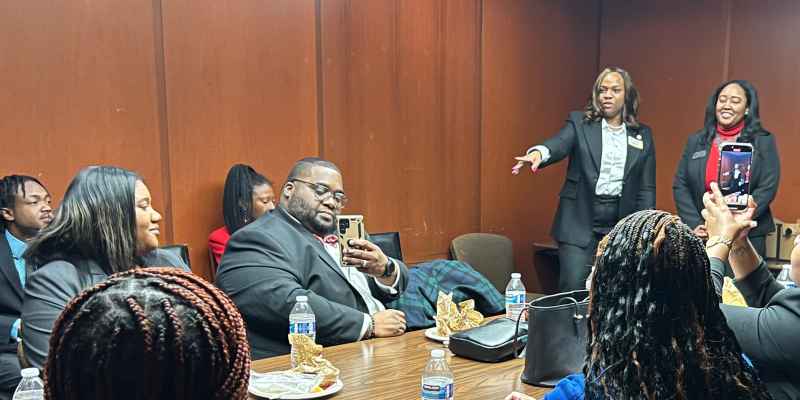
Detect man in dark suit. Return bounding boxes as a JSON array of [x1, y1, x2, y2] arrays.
[[0, 175, 52, 399], [513, 67, 656, 291], [216, 158, 408, 359]]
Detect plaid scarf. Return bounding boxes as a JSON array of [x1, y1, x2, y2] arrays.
[[387, 259, 504, 329]]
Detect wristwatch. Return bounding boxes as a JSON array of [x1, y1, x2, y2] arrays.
[[706, 235, 734, 250], [381, 258, 396, 278], [365, 314, 375, 339]]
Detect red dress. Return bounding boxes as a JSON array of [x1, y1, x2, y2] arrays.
[[208, 226, 231, 266]]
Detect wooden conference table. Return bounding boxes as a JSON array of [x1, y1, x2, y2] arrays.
[[251, 320, 552, 400]]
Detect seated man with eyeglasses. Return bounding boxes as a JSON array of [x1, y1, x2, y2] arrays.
[[217, 157, 408, 359]]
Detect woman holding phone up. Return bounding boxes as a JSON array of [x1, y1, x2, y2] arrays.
[[512, 67, 656, 291], [673, 80, 780, 261]]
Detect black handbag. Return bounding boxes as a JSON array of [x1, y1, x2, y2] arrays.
[[448, 318, 528, 363], [514, 290, 590, 387]]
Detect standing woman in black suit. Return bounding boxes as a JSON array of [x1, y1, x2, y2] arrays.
[[512, 67, 656, 291], [673, 80, 779, 261]]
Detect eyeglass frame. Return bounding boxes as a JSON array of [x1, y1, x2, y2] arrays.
[[290, 178, 348, 206]]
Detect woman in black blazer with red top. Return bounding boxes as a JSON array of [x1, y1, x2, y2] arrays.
[[673, 80, 780, 262]]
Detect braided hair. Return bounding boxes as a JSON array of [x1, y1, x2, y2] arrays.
[[222, 164, 271, 234], [44, 268, 251, 400], [585, 210, 770, 400]]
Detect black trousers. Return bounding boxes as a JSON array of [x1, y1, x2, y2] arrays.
[[557, 195, 620, 292]]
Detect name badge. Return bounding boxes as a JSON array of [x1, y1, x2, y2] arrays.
[[628, 136, 644, 150], [691, 150, 707, 159]]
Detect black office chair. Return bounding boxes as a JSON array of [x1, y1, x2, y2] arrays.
[[159, 244, 191, 269], [370, 232, 403, 262]]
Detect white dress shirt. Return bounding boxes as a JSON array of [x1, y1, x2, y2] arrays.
[[318, 234, 400, 339]]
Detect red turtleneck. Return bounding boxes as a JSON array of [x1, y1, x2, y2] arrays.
[[705, 119, 745, 191]]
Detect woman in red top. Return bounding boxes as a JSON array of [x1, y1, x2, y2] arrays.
[[673, 80, 780, 262], [208, 164, 275, 267]]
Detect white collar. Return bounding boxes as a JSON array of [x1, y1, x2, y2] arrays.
[[602, 118, 626, 134]]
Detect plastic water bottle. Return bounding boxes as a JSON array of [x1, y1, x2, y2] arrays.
[[776, 265, 797, 289], [421, 349, 454, 400], [12, 368, 44, 400], [289, 295, 316, 367], [505, 273, 526, 321]]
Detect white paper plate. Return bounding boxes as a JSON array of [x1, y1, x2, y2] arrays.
[[249, 378, 343, 399], [424, 327, 448, 343]]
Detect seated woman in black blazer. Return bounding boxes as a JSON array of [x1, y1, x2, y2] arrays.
[[21, 166, 187, 368], [704, 182, 799, 399], [673, 80, 779, 261]]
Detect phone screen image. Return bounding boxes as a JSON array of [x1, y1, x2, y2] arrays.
[[718, 144, 753, 209]]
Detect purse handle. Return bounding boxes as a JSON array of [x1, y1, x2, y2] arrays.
[[511, 295, 588, 358], [511, 302, 530, 359]]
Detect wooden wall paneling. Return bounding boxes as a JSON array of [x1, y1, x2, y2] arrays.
[[0, 0, 169, 238], [599, 0, 730, 214], [481, 0, 600, 292], [728, 0, 800, 221], [320, 0, 482, 263], [161, 0, 319, 280]]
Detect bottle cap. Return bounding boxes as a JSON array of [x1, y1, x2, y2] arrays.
[[296, 295, 308, 302], [20, 368, 39, 378], [431, 349, 445, 358], [511, 273, 521, 279]]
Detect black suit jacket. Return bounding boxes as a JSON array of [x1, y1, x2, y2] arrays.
[[0, 231, 23, 354], [216, 207, 409, 360], [539, 111, 657, 247], [713, 259, 800, 399], [673, 128, 779, 237]]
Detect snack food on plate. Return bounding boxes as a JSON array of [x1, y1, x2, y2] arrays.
[[248, 335, 340, 397], [288, 333, 340, 388], [434, 291, 484, 337]]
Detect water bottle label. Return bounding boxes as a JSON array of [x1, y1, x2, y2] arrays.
[[421, 382, 454, 400], [506, 292, 526, 320], [289, 321, 316, 335], [505, 293, 525, 304]]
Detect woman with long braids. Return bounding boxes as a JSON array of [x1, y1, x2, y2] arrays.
[[21, 166, 188, 368], [44, 267, 250, 400], [208, 164, 275, 267], [507, 209, 771, 400]]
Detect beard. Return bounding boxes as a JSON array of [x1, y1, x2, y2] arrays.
[[286, 196, 336, 236]]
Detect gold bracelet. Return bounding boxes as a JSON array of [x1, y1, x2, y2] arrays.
[[706, 235, 734, 250]]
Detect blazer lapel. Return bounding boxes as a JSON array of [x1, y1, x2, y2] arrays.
[[693, 127, 714, 193], [623, 128, 643, 179], [584, 121, 603, 173], [0, 233, 24, 299], [310, 240, 369, 311], [275, 208, 359, 292]]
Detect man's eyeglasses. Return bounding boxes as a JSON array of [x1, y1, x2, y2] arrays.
[[292, 179, 348, 206]]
